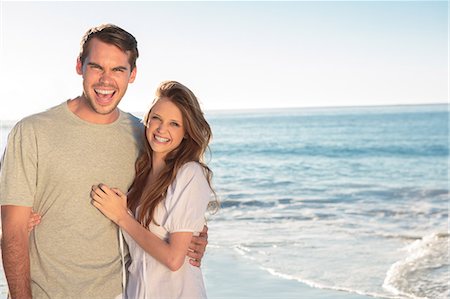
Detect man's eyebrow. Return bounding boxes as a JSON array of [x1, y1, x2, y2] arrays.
[[87, 62, 102, 68], [87, 62, 129, 71], [113, 66, 129, 71]]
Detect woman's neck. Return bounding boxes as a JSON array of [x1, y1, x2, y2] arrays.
[[150, 155, 166, 180]]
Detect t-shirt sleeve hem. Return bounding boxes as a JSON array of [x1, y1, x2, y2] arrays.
[[0, 198, 34, 207]]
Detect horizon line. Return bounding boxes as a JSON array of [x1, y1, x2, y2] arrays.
[[0, 102, 447, 122], [129, 102, 448, 117]]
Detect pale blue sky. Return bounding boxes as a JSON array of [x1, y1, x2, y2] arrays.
[[0, 1, 448, 120]]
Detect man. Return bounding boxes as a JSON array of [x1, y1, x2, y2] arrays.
[[0, 24, 207, 299]]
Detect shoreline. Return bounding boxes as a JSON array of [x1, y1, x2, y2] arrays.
[[203, 246, 376, 299]]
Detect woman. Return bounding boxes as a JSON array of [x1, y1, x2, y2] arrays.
[[90, 81, 217, 299]]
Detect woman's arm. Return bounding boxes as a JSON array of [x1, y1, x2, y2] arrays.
[[91, 184, 193, 271]]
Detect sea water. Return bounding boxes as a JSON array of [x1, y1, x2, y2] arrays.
[[0, 104, 448, 298], [204, 104, 448, 299]]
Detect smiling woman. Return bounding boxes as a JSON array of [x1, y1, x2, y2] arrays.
[[146, 99, 186, 161], [90, 80, 218, 299]]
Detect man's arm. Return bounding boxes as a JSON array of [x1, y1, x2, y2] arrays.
[[1, 205, 32, 299]]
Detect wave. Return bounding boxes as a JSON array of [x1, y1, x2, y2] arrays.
[[357, 188, 449, 201], [233, 245, 395, 298], [212, 144, 449, 158], [260, 266, 395, 299], [383, 232, 450, 299], [219, 199, 276, 208]]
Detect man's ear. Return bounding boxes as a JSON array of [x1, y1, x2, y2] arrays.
[[129, 66, 137, 83], [76, 58, 83, 75]]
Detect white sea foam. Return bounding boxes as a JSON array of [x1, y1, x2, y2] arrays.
[[260, 266, 396, 299], [383, 232, 450, 299]]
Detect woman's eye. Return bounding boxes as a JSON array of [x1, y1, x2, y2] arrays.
[[171, 122, 180, 127]]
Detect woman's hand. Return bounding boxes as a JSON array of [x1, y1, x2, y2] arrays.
[[90, 184, 128, 225], [27, 211, 41, 234]]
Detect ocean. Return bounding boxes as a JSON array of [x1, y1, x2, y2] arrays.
[[0, 104, 448, 298]]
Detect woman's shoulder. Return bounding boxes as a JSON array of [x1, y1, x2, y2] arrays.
[[177, 161, 205, 180], [166, 161, 211, 204]]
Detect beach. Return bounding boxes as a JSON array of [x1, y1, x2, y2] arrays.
[[0, 247, 373, 299], [203, 246, 373, 299]]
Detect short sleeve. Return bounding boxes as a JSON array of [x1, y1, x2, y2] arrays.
[[163, 162, 212, 233], [0, 120, 37, 206]]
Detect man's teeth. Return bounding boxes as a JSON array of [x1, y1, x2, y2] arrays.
[[95, 89, 115, 95], [155, 135, 169, 142]]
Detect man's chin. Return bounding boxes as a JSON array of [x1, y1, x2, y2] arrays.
[[94, 106, 117, 115], [89, 99, 119, 115]]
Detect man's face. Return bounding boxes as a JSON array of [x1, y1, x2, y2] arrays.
[[76, 38, 136, 117]]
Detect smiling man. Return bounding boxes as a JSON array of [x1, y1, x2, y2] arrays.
[[75, 37, 136, 121], [0, 24, 207, 299]]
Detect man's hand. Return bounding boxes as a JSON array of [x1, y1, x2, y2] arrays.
[[27, 210, 41, 234], [187, 225, 208, 267]]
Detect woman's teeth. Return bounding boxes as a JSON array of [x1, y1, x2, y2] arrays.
[[155, 135, 169, 143]]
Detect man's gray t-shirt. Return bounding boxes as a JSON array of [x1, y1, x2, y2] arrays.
[[0, 101, 144, 298]]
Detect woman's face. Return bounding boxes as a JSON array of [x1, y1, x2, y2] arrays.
[[146, 98, 186, 160]]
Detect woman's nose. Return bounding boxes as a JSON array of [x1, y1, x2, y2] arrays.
[[157, 123, 166, 132]]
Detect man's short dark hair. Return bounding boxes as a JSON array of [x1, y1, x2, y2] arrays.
[[79, 24, 139, 71]]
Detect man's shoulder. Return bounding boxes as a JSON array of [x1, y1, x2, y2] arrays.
[[122, 111, 140, 122], [13, 102, 66, 129], [119, 110, 145, 129]]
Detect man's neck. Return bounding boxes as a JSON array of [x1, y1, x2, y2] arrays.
[[67, 97, 119, 124]]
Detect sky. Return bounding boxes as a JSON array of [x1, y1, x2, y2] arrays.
[[0, 0, 448, 120]]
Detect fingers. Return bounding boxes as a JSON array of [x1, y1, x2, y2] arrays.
[[95, 183, 113, 195], [91, 185, 103, 197], [186, 247, 203, 260], [28, 211, 41, 233], [30, 211, 41, 221], [191, 234, 208, 248], [199, 224, 208, 239], [201, 225, 208, 235], [111, 188, 127, 201], [187, 247, 203, 268], [188, 234, 207, 261], [187, 232, 208, 267], [90, 187, 104, 203], [189, 258, 201, 267], [91, 184, 113, 201], [91, 184, 125, 199]]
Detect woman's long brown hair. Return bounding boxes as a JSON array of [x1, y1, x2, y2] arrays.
[[127, 81, 217, 227]]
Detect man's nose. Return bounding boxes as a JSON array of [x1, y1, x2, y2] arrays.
[[99, 71, 113, 84]]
